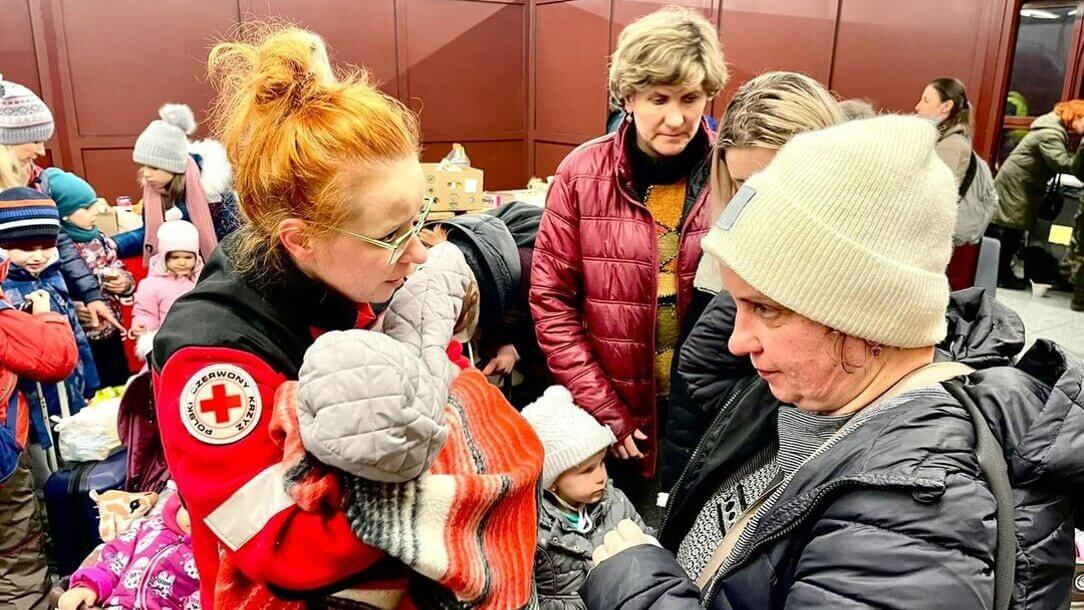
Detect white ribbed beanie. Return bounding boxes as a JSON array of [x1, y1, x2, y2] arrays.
[[701, 115, 956, 348], [521, 386, 616, 489]]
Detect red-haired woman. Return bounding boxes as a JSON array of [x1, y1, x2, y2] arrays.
[[990, 99, 1084, 290], [152, 26, 538, 609]]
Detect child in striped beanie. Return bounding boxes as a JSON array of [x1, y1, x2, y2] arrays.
[[0, 187, 99, 474]]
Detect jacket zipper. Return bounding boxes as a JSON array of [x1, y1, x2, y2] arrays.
[[659, 377, 753, 537], [135, 541, 182, 608], [698, 404, 942, 607]]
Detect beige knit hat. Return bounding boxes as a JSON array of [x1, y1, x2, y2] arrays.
[[701, 115, 956, 348]]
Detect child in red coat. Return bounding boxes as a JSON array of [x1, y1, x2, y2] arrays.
[[0, 257, 78, 610]]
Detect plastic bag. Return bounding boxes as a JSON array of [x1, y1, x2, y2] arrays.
[[441, 143, 471, 169], [51, 387, 123, 462]]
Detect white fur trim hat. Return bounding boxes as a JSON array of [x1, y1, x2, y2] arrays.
[[701, 115, 957, 348], [521, 386, 616, 489]]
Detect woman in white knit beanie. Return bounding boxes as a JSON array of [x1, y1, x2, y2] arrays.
[[581, 115, 1084, 609]]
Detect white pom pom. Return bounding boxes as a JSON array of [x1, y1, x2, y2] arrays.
[[164, 207, 184, 222], [158, 103, 196, 135]]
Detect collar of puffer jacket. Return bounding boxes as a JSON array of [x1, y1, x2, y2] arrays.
[[540, 481, 619, 548], [613, 116, 715, 206]]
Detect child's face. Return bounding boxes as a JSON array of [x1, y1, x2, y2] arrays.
[[65, 206, 98, 230], [165, 251, 196, 275], [6, 246, 58, 276], [140, 165, 175, 191], [551, 449, 608, 508]]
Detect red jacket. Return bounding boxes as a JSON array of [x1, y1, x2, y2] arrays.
[[529, 120, 714, 477], [152, 245, 395, 609]]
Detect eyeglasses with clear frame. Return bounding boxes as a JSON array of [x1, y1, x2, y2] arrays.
[[322, 195, 435, 264]]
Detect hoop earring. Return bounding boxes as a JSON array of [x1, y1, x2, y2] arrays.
[[625, 112, 633, 123]]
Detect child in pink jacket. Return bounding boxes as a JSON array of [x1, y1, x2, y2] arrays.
[[59, 493, 200, 610], [129, 219, 202, 358]]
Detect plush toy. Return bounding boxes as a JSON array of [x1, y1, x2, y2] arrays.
[[89, 489, 158, 542]]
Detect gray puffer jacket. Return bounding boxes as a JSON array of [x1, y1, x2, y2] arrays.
[[297, 242, 472, 482], [582, 289, 1084, 609], [535, 481, 647, 610]]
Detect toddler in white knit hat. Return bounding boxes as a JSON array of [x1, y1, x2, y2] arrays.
[[522, 386, 650, 608]]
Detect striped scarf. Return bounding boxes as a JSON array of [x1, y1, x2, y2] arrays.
[[274, 369, 543, 609]]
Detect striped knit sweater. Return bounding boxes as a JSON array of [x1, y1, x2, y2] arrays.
[[275, 369, 543, 609]]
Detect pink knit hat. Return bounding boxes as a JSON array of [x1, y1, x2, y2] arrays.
[[155, 219, 199, 256]]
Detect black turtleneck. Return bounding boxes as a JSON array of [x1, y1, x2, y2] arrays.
[[627, 125, 707, 201]]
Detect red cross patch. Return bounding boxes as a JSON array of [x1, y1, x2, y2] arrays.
[[180, 364, 262, 445]]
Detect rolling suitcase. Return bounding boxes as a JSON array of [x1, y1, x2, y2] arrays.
[[43, 448, 127, 575]]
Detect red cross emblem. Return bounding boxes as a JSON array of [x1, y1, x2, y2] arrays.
[[199, 383, 242, 424]]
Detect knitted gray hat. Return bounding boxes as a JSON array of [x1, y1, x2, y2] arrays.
[[132, 104, 196, 174], [521, 386, 616, 488], [0, 77, 54, 145]]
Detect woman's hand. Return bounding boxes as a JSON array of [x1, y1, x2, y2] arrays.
[[613, 429, 648, 459], [25, 290, 51, 314], [482, 344, 518, 376], [592, 519, 651, 565], [58, 586, 98, 610]]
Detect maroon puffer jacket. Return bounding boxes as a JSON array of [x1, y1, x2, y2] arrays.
[[529, 119, 714, 477]]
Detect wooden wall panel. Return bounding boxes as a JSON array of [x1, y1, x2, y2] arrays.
[[718, 0, 836, 103], [533, 0, 610, 142], [242, 0, 399, 96], [1, 0, 43, 93], [533, 141, 575, 178], [831, 0, 987, 114], [403, 0, 525, 140], [81, 148, 139, 203], [57, 0, 236, 138], [4, 0, 1026, 197]]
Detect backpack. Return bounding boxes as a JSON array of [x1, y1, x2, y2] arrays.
[[954, 153, 999, 246]]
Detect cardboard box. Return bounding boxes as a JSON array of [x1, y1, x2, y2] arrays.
[[90, 198, 144, 236], [91, 199, 119, 236], [115, 207, 143, 232], [422, 163, 484, 212]]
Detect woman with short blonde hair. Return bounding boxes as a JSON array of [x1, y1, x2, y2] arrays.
[[608, 7, 728, 109], [531, 6, 727, 518]]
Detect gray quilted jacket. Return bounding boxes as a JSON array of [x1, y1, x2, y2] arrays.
[[535, 481, 646, 610], [297, 242, 473, 482]]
